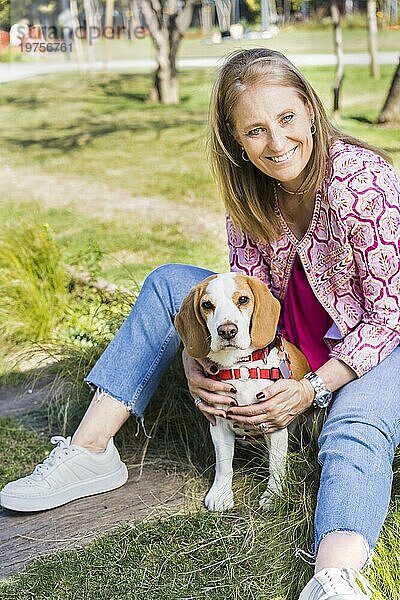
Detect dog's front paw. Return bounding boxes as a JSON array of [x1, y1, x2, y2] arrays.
[[204, 486, 234, 512], [259, 490, 275, 510], [259, 483, 282, 510]]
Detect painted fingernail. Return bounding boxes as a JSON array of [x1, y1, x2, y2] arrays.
[[230, 401, 238, 407], [210, 365, 218, 374], [256, 392, 265, 400], [230, 387, 237, 393]]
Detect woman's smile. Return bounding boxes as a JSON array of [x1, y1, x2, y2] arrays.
[[232, 84, 314, 191], [266, 146, 298, 163]]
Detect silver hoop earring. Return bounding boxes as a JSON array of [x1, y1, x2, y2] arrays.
[[311, 122, 316, 135], [241, 148, 250, 162]]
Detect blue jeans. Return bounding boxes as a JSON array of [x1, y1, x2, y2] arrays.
[[85, 263, 400, 558]]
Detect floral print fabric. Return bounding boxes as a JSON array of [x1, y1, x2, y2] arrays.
[[227, 141, 400, 377]]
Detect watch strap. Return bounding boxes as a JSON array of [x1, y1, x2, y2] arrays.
[[303, 371, 332, 408]]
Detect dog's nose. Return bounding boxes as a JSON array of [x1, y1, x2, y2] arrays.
[[217, 323, 238, 340]]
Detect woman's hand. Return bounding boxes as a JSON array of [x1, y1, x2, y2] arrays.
[[182, 349, 237, 426], [226, 378, 314, 432]]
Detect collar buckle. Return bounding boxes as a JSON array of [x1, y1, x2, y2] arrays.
[[239, 366, 251, 380]]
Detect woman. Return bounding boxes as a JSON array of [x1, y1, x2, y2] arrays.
[[1, 49, 399, 599]]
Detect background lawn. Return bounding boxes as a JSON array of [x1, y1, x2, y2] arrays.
[[0, 64, 399, 286], [0, 47, 399, 599]]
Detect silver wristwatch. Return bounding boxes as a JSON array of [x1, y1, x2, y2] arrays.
[[303, 371, 332, 409]]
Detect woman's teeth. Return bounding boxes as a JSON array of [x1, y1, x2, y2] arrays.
[[268, 147, 297, 163]]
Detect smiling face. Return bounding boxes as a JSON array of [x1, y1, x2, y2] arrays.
[[232, 83, 315, 191]]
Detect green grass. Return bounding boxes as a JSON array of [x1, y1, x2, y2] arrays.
[[0, 418, 52, 488], [1, 446, 399, 599], [0, 63, 399, 598], [0, 66, 398, 293], [0, 219, 68, 343], [1, 329, 400, 599]]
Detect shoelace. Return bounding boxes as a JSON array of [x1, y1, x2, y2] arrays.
[[30, 436, 74, 480], [341, 568, 374, 598], [322, 567, 373, 598]]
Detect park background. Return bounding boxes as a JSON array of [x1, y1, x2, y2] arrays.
[[0, 1, 399, 598]]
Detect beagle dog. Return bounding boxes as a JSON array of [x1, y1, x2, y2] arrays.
[[175, 272, 310, 512]]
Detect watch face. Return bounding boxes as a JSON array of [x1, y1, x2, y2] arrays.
[[315, 391, 332, 408]]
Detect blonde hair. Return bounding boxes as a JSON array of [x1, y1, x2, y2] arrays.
[[208, 48, 391, 243]]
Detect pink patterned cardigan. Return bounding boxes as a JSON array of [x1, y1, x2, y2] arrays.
[[227, 141, 400, 377]]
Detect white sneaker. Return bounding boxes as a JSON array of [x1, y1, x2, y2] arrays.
[[0, 436, 128, 512], [299, 567, 374, 599]]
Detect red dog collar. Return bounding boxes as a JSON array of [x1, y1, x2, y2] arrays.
[[208, 334, 292, 382]]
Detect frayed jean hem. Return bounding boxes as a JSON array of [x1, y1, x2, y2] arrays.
[[85, 380, 135, 414], [296, 529, 374, 572], [84, 381, 151, 438]]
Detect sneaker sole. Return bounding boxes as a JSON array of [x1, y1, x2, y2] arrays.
[[0, 462, 128, 512]]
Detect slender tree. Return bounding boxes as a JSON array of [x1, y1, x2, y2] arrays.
[[331, 0, 344, 115], [378, 59, 400, 124], [69, 0, 85, 71], [103, 0, 115, 69], [138, 0, 197, 104], [367, 0, 380, 79]]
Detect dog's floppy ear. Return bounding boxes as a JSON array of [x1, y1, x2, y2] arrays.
[[246, 276, 281, 349], [174, 285, 210, 359]]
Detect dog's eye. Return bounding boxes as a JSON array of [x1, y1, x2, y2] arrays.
[[202, 300, 214, 310], [238, 296, 250, 305]]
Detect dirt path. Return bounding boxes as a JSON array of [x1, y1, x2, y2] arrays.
[[0, 465, 184, 579], [0, 381, 186, 579], [0, 160, 226, 242]]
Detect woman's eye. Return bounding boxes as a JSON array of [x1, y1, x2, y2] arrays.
[[238, 296, 250, 305], [247, 127, 263, 137], [281, 113, 294, 124], [202, 301, 214, 310]]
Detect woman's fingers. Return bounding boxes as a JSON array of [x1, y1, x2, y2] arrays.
[[196, 400, 227, 426], [227, 412, 270, 426], [182, 351, 236, 405], [188, 370, 237, 406], [228, 413, 291, 430], [191, 388, 236, 408], [226, 382, 302, 429], [190, 369, 236, 395]]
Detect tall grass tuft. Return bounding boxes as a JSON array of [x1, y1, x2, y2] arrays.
[[0, 220, 68, 344]]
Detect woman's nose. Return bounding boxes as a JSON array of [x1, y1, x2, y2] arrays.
[[264, 128, 286, 155]]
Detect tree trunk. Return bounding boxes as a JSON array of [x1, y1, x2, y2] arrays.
[[269, 0, 277, 24], [344, 0, 353, 16], [103, 0, 115, 70], [147, 7, 182, 104], [83, 0, 96, 70], [367, 0, 380, 80], [378, 59, 400, 124], [150, 41, 179, 104], [381, 0, 390, 27], [69, 0, 85, 71], [331, 0, 344, 115], [138, 0, 195, 104], [283, 0, 290, 23], [215, 0, 231, 33], [201, 3, 212, 33]]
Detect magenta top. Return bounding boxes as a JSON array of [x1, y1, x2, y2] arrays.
[[278, 254, 332, 371]]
